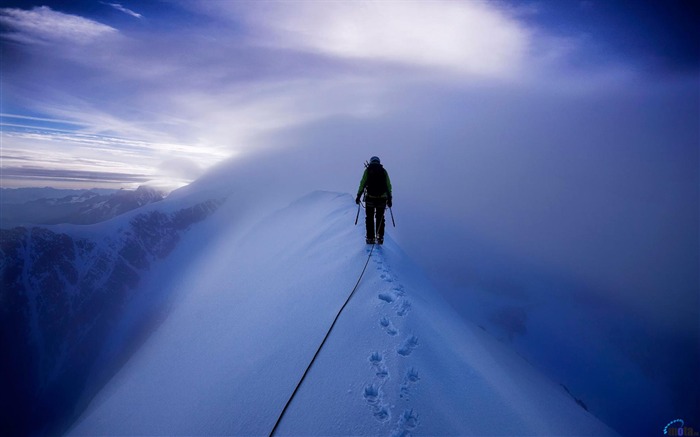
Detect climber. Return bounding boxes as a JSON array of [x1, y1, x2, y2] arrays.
[[355, 156, 392, 244]]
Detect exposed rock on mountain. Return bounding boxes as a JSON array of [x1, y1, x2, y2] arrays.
[[0, 199, 222, 436]]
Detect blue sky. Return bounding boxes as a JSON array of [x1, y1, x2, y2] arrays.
[[1, 0, 697, 189]]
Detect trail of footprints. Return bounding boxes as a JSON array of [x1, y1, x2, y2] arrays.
[[361, 251, 421, 436]]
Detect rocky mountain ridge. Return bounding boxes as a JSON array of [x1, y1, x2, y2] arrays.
[[0, 197, 222, 436]]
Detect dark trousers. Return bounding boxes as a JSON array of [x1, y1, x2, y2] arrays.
[[365, 199, 386, 240]]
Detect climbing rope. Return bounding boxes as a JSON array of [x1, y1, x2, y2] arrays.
[[268, 241, 376, 436]]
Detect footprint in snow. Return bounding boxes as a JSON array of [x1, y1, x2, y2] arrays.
[[400, 367, 420, 400], [368, 351, 389, 379], [368, 351, 383, 365], [375, 366, 389, 379], [373, 405, 391, 422], [380, 273, 394, 283], [379, 316, 398, 336], [397, 335, 419, 357], [378, 292, 395, 303], [393, 284, 405, 296], [363, 383, 380, 404], [391, 408, 419, 437], [363, 382, 391, 422], [397, 300, 411, 317], [378, 268, 392, 277]]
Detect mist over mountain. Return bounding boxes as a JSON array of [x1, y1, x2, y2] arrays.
[[1, 185, 165, 227]]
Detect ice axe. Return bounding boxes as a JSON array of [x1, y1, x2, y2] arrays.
[[389, 207, 396, 227], [354, 190, 366, 225]]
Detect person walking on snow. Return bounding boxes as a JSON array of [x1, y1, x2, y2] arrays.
[[356, 156, 392, 244]]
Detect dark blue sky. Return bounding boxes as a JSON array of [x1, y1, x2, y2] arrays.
[[514, 0, 699, 73]]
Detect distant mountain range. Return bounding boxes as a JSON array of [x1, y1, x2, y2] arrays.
[[1, 186, 165, 227], [0, 193, 223, 436]]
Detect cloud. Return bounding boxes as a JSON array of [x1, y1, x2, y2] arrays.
[[0, 2, 541, 188], [0, 6, 117, 45], [0, 113, 88, 127], [223, 1, 532, 78], [103, 2, 143, 19], [2, 1, 691, 195], [1, 166, 151, 184], [0, 128, 225, 190], [158, 157, 203, 181]]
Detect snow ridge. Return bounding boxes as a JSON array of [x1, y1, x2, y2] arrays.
[[67, 191, 617, 436]]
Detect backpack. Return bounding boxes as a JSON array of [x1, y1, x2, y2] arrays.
[[365, 163, 388, 197]]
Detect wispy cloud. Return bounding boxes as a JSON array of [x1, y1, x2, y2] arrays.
[[103, 2, 143, 19], [0, 113, 88, 126], [0, 6, 117, 45], [1, 167, 152, 185]]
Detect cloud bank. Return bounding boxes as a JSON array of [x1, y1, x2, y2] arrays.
[[1, 1, 543, 188]]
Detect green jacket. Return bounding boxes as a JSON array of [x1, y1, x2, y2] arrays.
[[357, 167, 392, 198]]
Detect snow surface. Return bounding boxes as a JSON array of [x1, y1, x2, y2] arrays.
[[68, 191, 616, 436]]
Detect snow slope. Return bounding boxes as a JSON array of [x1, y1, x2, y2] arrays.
[[68, 190, 615, 436]]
